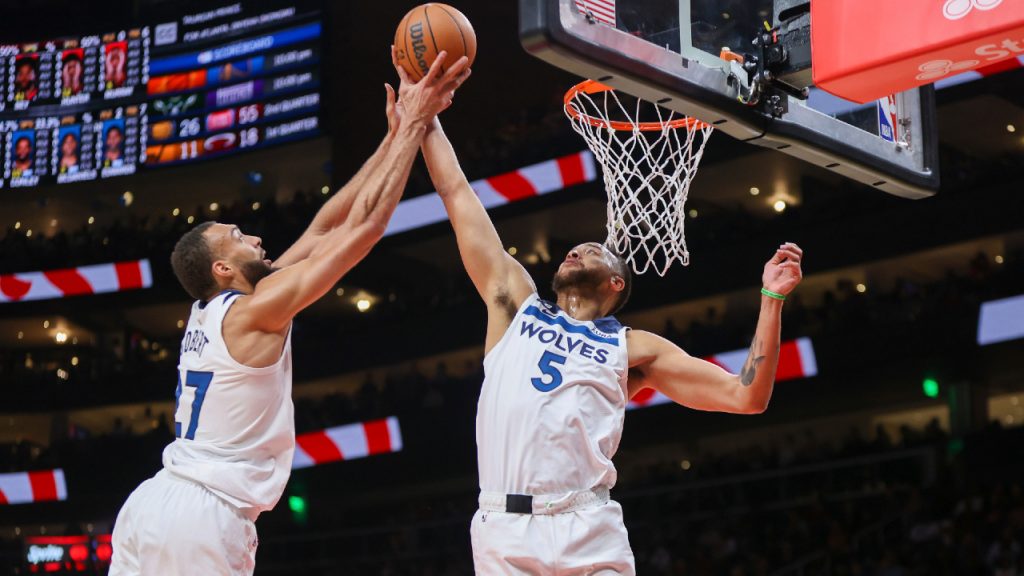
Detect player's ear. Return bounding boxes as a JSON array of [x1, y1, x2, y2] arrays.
[[212, 259, 233, 281], [610, 275, 625, 293]]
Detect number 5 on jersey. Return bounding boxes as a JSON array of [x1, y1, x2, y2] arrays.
[[531, 351, 567, 392], [175, 370, 213, 440]]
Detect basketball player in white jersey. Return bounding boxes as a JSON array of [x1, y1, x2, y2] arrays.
[[109, 52, 470, 576], [400, 64, 803, 576]]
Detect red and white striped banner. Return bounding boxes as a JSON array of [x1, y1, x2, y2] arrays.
[[575, 0, 616, 26], [0, 469, 67, 505], [0, 259, 151, 304], [627, 337, 818, 410], [292, 417, 403, 469], [384, 151, 596, 237]]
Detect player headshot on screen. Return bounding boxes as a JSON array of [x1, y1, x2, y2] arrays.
[[396, 49, 803, 574], [104, 125, 124, 165], [59, 132, 80, 172], [105, 43, 127, 88], [14, 57, 39, 101], [61, 52, 84, 96], [108, 51, 469, 576], [13, 136, 34, 174]]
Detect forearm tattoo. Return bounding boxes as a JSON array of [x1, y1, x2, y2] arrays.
[[739, 338, 766, 387]]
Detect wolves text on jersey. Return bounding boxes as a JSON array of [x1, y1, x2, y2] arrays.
[[519, 321, 611, 364], [180, 328, 211, 357]]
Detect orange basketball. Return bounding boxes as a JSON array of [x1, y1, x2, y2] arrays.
[[394, 4, 476, 82]]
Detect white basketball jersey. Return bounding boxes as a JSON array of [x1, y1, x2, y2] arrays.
[[478, 293, 629, 496], [162, 289, 294, 518]]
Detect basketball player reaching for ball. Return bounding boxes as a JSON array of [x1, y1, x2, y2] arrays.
[[401, 65, 802, 576], [109, 52, 470, 576]]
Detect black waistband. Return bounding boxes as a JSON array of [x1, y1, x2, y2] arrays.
[[505, 494, 533, 514]]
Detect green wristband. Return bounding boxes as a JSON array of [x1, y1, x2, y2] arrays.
[[761, 287, 786, 301]]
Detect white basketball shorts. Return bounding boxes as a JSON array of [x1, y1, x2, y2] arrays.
[[110, 469, 258, 576], [470, 499, 636, 575]]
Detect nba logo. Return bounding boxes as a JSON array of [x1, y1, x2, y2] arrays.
[[877, 95, 899, 143]]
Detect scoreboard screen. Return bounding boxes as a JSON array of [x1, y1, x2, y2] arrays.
[[0, 0, 322, 189]]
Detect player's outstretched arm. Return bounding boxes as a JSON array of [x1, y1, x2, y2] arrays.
[[238, 53, 470, 333], [626, 243, 803, 414], [419, 117, 535, 308], [392, 46, 535, 315]]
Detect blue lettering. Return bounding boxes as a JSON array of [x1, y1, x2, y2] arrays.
[[554, 333, 569, 352], [580, 343, 595, 359], [565, 337, 584, 354], [538, 330, 557, 344], [520, 321, 542, 338], [180, 329, 210, 357], [594, 348, 609, 364]]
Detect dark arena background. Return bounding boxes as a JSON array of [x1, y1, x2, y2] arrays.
[[1, 0, 1023, 574]]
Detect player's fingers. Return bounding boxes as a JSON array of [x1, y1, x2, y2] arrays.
[[781, 242, 803, 256], [394, 61, 412, 86], [442, 67, 472, 95], [385, 83, 396, 112], [778, 248, 801, 262], [441, 56, 470, 84], [423, 51, 448, 85]]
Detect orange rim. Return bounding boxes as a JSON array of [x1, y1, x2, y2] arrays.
[[564, 80, 711, 132]]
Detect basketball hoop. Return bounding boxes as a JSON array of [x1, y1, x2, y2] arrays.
[[564, 80, 712, 276]]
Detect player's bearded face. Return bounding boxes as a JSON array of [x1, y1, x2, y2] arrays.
[[552, 262, 610, 295], [239, 257, 274, 287]]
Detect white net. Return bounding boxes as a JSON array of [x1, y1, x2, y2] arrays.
[[565, 82, 712, 276]]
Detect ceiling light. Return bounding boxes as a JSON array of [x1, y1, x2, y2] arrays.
[[50, 219, 58, 227], [121, 191, 133, 206], [187, 216, 195, 224], [87, 216, 95, 224], [43, 320, 50, 329], [14, 221, 21, 229], [172, 208, 180, 216], [856, 283, 867, 293], [209, 202, 219, 212], [356, 298, 371, 312], [335, 288, 345, 296], [176, 319, 185, 329], [773, 200, 787, 213], [1008, 124, 1017, 133], [71, 356, 79, 366], [25, 229, 32, 237], [251, 202, 261, 211], [995, 255, 1004, 264], [55, 331, 68, 344], [321, 186, 330, 195], [688, 209, 698, 218], [17, 331, 24, 340], [750, 187, 760, 196], [508, 246, 518, 256]]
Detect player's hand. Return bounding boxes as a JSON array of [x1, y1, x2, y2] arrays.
[[390, 46, 471, 125], [384, 83, 401, 134], [762, 242, 803, 297]]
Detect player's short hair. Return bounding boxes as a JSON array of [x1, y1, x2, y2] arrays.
[[171, 221, 217, 301], [606, 248, 632, 315], [63, 52, 82, 64]]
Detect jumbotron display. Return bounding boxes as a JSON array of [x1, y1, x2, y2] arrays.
[[0, 0, 321, 188]]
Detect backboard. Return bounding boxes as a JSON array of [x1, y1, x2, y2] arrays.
[[520, 0, 940, 199]]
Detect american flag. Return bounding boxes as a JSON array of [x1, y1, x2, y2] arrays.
[[574, 0, 616, 26]]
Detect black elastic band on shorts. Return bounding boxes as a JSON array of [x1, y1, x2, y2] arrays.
[[505, 494, 533, 514]]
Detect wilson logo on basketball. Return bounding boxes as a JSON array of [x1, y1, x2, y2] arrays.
[[408, 22, 430, 76], [943, 0, 1003, 20]]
